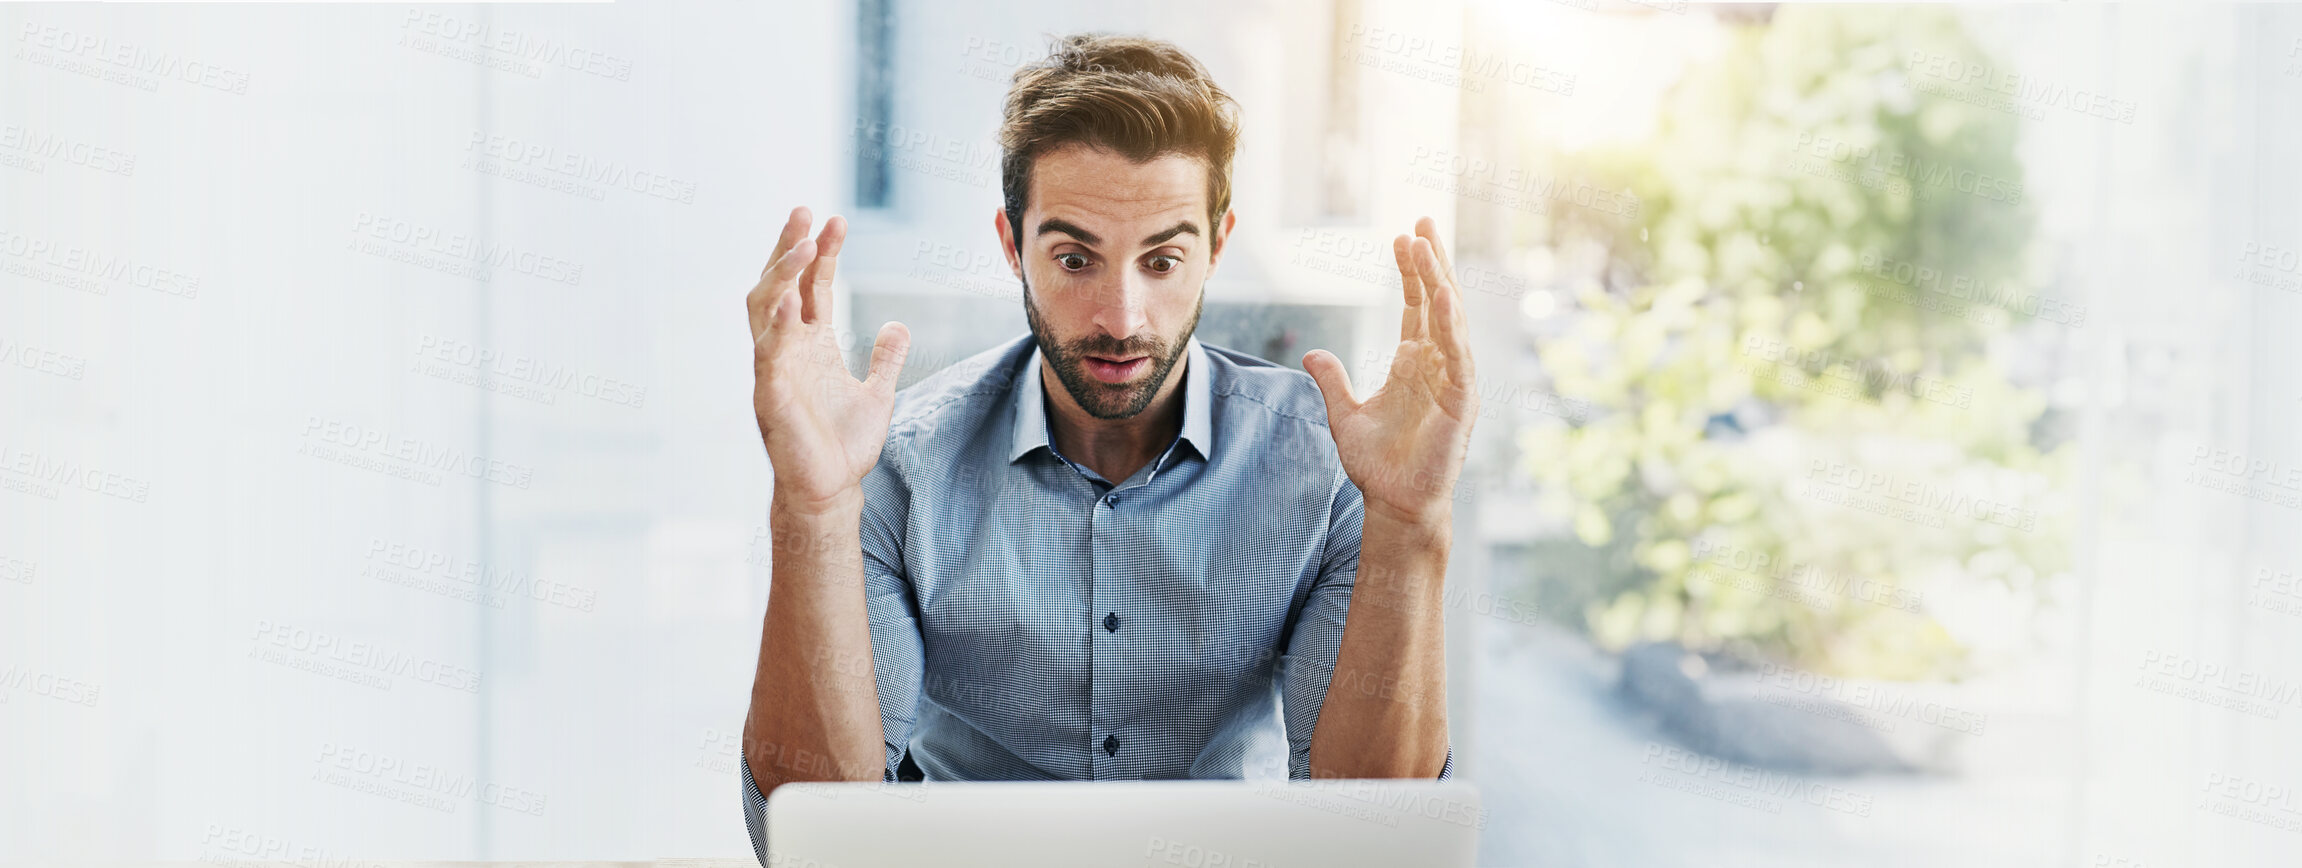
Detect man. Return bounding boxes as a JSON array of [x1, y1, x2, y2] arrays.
[[739, 33, 1478, 862]]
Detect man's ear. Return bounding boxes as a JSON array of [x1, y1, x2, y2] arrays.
[[993, 208, 1023, 281], [1206, 208, 1239, 275]]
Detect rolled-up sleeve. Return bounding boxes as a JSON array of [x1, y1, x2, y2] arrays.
[[740, 754, 771, 864], [1278, 474, 1456, 782], [740, 457, 927, 865]]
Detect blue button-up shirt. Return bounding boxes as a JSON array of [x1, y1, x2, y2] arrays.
[[743, 333, 1452, 862]]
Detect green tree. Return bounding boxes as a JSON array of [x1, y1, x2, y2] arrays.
[[1518, 6, 2073, 679]]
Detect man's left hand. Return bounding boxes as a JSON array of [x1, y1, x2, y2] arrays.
[[1302, 217, 1480, 530]]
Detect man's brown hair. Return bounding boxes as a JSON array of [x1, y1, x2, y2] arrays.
[[998, 34, 1241, 252]]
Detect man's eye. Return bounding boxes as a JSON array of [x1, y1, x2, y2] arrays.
[[1057, 253, 1090, 271], [1147, 256, 1180, 274]]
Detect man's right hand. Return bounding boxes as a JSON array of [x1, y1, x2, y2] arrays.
[[747, 206, 911, 515]]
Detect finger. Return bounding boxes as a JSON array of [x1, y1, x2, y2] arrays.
[[762, 207, 812, 281], [770, 278, 804, 335], [1393, 234, 1426, 342], [758, 239, 816, 342], [1300, 348, 1360, 424], [799, 215, 846, 325], [1415, 216, 1455, 279], [862, 320, 912, 397], [1417, 240, 1471, 381]]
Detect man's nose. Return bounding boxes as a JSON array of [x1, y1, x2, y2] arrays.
[[1086, 271, 1150, 340]]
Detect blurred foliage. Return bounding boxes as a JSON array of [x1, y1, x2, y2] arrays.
[[1515, 6, 2073, 679]]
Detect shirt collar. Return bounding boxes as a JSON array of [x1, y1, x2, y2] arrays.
[[1008, 336, 1212, 466]]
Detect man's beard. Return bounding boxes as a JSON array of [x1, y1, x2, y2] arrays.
[[1022, 272, 1203, 420]]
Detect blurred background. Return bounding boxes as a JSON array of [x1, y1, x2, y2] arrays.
[[4, 1, 2300, 866]]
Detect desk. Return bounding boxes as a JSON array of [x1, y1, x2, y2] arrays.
[[55, 857, 1513, 867]]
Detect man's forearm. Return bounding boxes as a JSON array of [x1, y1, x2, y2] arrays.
[[742, 489, 887, 794], [1305, 503, 1452, 778]]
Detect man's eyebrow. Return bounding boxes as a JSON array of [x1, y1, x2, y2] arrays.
[[1036, 218, 1101, 246], [1142, 221, 1200, 247]]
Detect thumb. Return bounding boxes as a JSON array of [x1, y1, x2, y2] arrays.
[[863, 321, 912, 397], [1301, 349, 1358, 424]]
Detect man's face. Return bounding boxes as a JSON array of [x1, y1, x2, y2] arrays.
[[999, 142, 1232, 420]]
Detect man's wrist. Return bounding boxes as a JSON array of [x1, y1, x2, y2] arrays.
[[1362, 497, 1454, 544], [767, 486, 865, 566], [772, 484, 865, 520]]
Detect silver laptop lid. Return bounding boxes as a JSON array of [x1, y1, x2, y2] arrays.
[[767, 779, 1483, 868]]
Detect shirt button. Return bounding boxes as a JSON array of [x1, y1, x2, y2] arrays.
[[1103, 734, 1119, 757], [1104, 611, 1120, 633], [1106, 494, 1119, 507]]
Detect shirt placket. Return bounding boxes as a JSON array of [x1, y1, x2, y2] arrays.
[[1081, 439, 1181, 781], [1089, 474, 1120, 779]]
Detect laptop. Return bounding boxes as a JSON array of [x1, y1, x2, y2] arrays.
[[767, 779, 1484, 867]]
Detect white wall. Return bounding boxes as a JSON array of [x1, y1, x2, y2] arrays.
[[0, 1, 1458, 861]]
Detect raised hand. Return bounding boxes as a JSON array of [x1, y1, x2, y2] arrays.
[[747, 207, 912, 515], [1301, 217, 1480, 529]]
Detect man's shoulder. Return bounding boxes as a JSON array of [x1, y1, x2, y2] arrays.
[[883, 333, 1034, 445], [1199, 341, 1332, 432]]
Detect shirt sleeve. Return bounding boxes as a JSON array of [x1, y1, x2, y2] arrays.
[[740, 454, 927, 866], [1278, 474, 1456, 782]]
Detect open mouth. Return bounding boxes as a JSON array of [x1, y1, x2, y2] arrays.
[[1082, 355, 1149, 383]]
